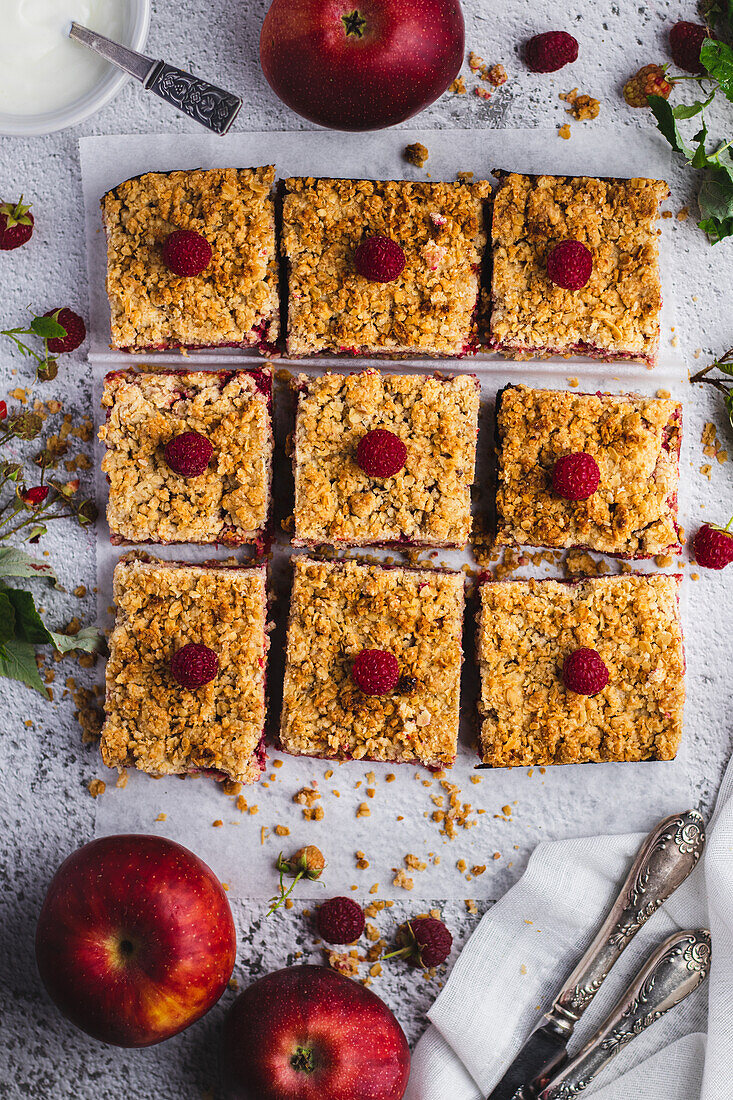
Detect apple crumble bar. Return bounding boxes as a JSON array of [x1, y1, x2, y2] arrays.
[[494, 385, 682, 558], [292, 370, 480, 548], [280, 557, 465, 767], [101, 558, 269, 784], [281, 176, 491, 357], [488, 172, 669, 366], [477, 574, 685, 767], [99, 368, 273, 545], [101, 167, 279, 351]]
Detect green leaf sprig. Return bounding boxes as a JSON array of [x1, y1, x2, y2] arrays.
[[691, 346, 733, 426], [0, 548, 101, 697], [0, 308, 67, 381]]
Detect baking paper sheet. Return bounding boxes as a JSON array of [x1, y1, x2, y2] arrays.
[[81, 129, 692, 902]]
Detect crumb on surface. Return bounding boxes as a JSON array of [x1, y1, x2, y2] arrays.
[[392, 869, 414, 891], [558, 123, 571, 139], [87, 778, 106, 798], [404, 142, 429, 168], [449, 75, 467, 94]]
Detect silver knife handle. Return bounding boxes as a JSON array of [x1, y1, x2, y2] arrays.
[[547, 810, 704, 1035], [145, 63, 242, 135], [538, 928, 711, 1100]]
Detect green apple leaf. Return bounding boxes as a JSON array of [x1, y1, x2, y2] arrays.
[[0, 637, 49, 697], [0, 547, 56, 582]]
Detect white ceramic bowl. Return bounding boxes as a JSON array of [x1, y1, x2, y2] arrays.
[[0, 0, 151, 137]]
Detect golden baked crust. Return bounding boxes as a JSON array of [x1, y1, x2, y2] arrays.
[[477, 574, 684, 767], [101, 167, 279, 351], [281, 176, 491, 357], [280, 557, 465, 766], [101, 559, 269, 784], [495, 386, 681, 558], [293, 370, 480, 547], [99, 368, 272, 545], [488, 173, 669, 366]]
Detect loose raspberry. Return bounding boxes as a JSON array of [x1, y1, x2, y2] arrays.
[[44, 308, 86, 354], [164, 431, 214, 477], [385, 917, 453, 968], [354, 235, 406, 282], [21, 485, 49, 506], [317, 896, 366, 944], [170, 643, 219, 689], [162, 229, 213, 276], [670, 22, 707, 73], [547, 240, 593, 290], [0, 401, 6, 420], [693, 523, 733, 569], [552, 452, 600, 500], [563, 648, 609, 696], [0, 197, 34, 251], [525, 31, 579, 73], [623, 65, 671, 108], [356, 429, 407, 478], [351, 649, 400, 696]]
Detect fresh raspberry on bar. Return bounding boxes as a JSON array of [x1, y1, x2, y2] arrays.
[[170, 643, 219, 689], [525, 31, 578, 73], [356, 428, 407, 478], [669, 21, 707, 74], [563, 647, 609, 696], [351, 649, 400, 696], [317, 896, 366, 944], [164, 431, 214, 477], [552, 452, 600, 500], [354, 235, 406, 282], [44, 308, 87, 353], [162, 229, 213, 276], [547, 240, 593, 290], [693, 523, 733, 570]]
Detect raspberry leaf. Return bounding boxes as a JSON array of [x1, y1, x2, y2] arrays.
[[30, 314, 66, 341], [0, 546, 56, 582], [0, 590, 16, 646], [648, 96, 694, 158], [0, 636, 49, 697], [48, 625, 100, 655], [3, 587, 53, 645], [700, 39, 733, 101]]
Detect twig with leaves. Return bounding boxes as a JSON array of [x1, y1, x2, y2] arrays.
[[690, 346, 733, 426]]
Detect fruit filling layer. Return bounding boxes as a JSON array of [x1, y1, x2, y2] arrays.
[[100, 368, 273, 545], [281, 176, 491, 357], [280, 557, 465, 767], [101, 167, 279, 352], [494, 385, 682, 558], [488, 172, 669, 367], [102, 558, 269, 785], [477, 574, 685, 768], [293, 370, 480, 548]]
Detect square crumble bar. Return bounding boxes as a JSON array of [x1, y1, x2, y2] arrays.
[[488, 173, 669, 367], [281, 176, 491, 357], [293, 370, 480, 548], [101, 558, 269, 785], [280, 557, 465, 767], [101, 167, 279, 352], [99, 368, 273, 546], [494, 385, 682, 558], [477, 574, 685, 768]]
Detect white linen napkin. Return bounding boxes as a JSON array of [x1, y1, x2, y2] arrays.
[[406, 752, 733, 1100]]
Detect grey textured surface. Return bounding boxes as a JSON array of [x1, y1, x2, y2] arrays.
[[0, 1, 732, 1097]]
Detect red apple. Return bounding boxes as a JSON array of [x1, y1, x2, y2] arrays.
[[259, 0, 464, 131], [222, 965, 410, 1099], [35, 834, 236, 1047]]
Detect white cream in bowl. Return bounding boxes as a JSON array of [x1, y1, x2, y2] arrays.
[[0, 0, 125, 116]]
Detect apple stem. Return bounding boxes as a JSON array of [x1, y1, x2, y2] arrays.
[[342, 9, 367, 37], [290, 1046, 316, 1074]]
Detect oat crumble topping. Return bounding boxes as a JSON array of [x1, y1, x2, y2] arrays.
[[100, 369, 272, 545], [101, 558, 268, 784], [477, 574, 685, 766], [293, 370, 479, 548], [281, 176, 490, 357], [280, 557, 464, 766], [102, 167, 279, 351], [494, 386, 681, 558], [489, 173, 669, 366]]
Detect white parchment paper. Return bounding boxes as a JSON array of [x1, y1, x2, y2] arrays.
[[80, 129, 692, 903]]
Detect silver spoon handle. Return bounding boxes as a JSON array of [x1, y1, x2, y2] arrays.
[[69, 23, 242, 135], [546, 810, 705, 1037], [538, 928, 711, 1100]]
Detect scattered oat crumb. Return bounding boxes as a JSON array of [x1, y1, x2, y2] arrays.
[[385, 773, 396, 783], [392, 869, 414, 891], [487, 63, 508, 86], [236, 795, 248, 813], [154, 812, 167, 823], [357, 803, 371, 818], [405, 853, 428, 871], [656, 388, 671, 399], [655, 553, 674, 567], [662, 210, 673, 219], [671, 335, 679, 347], [568, 377, 579, 387], [115, 769, 128, 789], [274, 825, 290, 837], [326, 951, 360, 978], [87, 778, 105, 798], [324, 769, 333, 779], [222, 779, 242, 797], [694, 348, 702, 359], [213, 819, 224, 828], [568, 92, 600, 120], [273, 759, 283, 768], [369, 883, 379, 894], [677, 206, 689, 221], [691, 573, 699, 581], [493, 852, 501, 860], [465, 899, 478, 915], [449, 75, 467, 94], [285, 898, 294, 910], [474, 86, 492, 101], [558, 123, 571, 140], [456, 858, 467, 873], [356, 850, 370, 870], [520, 963, 528, 975], [404, 141, 429, 168]]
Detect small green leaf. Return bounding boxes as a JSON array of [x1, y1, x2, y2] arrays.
[[648, 96, 694, 158], [698, 214, 733, 243], [672, 100, 708, 121], [0, 638, 49, 697], [701, 39, 733, 100], [4, 588, 54, 645], [0, 546, 56, 581], [48, 626, 101, 655], [30, 314, 66, 341], [0, 590, 16, 646], [26, 524, 47, 544], [725, 389, 733, 430]]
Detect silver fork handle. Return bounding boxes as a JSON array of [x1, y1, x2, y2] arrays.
[[538, 928, 711, 1100], [546, 810, 705, 1036]]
